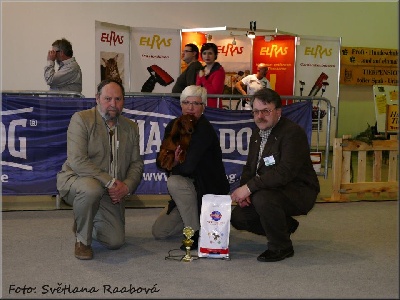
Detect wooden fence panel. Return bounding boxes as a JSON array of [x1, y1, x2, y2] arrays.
[[325, 135, 398, 202]]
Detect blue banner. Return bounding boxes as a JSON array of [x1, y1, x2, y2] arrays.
[[1, 96, 312, 195]]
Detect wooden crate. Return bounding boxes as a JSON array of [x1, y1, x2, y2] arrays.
[[324, 135, 398, 202]]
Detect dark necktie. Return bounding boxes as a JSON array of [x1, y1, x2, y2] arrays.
[[109, 129, 114, 163]]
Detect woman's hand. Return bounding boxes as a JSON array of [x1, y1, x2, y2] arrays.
[[170, 145, 183, 168]]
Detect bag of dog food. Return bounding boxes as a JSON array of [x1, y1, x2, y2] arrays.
[[198, 194, 232, 259]]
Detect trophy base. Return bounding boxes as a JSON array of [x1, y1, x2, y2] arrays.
[[182, 256, 193, 262], [164, 249, 199, 262], [182, 243, 193, 262]]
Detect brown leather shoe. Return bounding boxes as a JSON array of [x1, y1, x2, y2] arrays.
[[75, 242, 93, 260]]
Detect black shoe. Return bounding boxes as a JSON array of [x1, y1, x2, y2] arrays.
[[180, 230, 199, 251], [257, 247, 294, 262], [288, 218, 299, 235], [166, 199, 176, 215]]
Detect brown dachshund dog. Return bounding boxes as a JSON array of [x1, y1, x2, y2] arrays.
[[157, 114, 198, 171]]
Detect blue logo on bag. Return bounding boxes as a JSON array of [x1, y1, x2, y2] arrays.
[[210, 211, 222, 221]]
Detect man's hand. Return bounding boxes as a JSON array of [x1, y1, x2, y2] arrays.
[[47, 50, 57, 62], [238, 197, 251, 208], [108, 179, 129, 204], [230, 185, 252, 207]]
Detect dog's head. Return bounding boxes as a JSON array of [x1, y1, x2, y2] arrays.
[[176, 114, 197, 135]]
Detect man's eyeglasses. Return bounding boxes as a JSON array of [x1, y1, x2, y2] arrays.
[[183, 50, 194, 53], [181, 101, 203, 106], [251, 108, 276, 116]]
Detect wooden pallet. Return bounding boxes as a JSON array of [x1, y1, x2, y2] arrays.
[[324, 135, 398, 202]]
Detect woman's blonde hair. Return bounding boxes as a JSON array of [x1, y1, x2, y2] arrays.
[[180, 85, 207, 105]]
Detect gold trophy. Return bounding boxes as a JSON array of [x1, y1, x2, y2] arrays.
[[182, 226, 195, 262]]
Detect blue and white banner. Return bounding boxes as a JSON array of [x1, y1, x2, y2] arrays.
[[1, 96, 312, 195]]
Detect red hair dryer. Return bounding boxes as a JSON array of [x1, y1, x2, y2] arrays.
[[141, 65, 174, 92]]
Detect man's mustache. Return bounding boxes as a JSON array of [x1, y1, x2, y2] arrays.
[[104, 109, 120, 120]]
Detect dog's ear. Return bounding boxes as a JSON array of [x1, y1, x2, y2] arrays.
[[179, 117, 189, 135], [179, 115, 196, 135], [170, 117, 181, 138], [158, 148, 175, 170], [179, 135, 191, 151]]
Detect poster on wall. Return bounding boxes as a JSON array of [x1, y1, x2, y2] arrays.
[[181, 32, 252, 97], [210, 34, 252, 96], [295, 35, 341, 147], [95, 21, 131, 91], [340, 47, 398, 86], [372, 85, 399, 133], [130, 27, 181, 93], [253, 35, 296, 97]]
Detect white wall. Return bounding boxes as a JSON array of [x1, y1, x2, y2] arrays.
[[1, 1, 398, 136]]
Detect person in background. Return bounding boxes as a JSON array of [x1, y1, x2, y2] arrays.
[[225, 71, 244, 95], [230, 88, 320, 262], [57, 79, 143, 260], [196, 43, 225, 108], [152, 85, 230, 250], [235, 63, 271, 110], [44, 38, 82, 93], [172, 43, 203, 94], [235, 71, 245, 84]]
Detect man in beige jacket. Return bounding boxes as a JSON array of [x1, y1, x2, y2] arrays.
[[57, 79, 143, 260]]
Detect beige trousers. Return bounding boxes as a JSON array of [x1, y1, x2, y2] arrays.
[[64, 177, 125, 249], [152, 175, 199, 239]]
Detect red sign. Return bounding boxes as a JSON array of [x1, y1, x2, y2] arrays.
[[253, 35, 296, 96]]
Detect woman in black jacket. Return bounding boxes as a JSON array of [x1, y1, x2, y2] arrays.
[[152, 85, 230, 250]]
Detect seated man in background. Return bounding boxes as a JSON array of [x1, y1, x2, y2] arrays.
[[57, 79, 143, 260], [230, 88, 320, 262], [152, 85, 230, 250]]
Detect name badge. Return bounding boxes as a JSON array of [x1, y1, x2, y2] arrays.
[[263, 155, 275, 166]]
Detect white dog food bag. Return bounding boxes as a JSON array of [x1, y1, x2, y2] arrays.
[[198, 194, 232, 259]]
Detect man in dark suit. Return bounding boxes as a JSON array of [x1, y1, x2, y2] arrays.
[[230, 88, 320, 262]]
